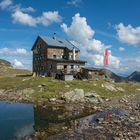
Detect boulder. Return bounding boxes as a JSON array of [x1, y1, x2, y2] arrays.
[[65, 85, 70, 88], [85, 92, 99, 98], [62, 89, 85, 102], [49, 98, 57, 102], [103, 82, 117, 92], [62, 89, 103, 103], [85, 92, 103, 103], [116, 87, 125, 92], [136, 89, 140, 92], [0, 89, 5, 94]]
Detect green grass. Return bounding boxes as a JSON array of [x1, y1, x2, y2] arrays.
[[0, 76, 140, 101], [0, 59, 31, 77], [0, 68, 31, 77], [0, 58, 139, 101], [0, 59, 11, 67]]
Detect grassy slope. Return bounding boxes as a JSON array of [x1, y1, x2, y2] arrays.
[[0, 76, 140, 100], [0, 59, 11, 66], [0, 68, 32, 77], [0, 59, 139, 101], [0, 59, 31, 77]]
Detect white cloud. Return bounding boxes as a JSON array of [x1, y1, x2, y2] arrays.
[[119, 56, 140, 75], [12, 9, 37, 26], [67, 0, 82, 6], [12, 8, 62, 27], [15, 48, 29, 55], [37, 11, 62, 26], [61, 13, 120, 68], [61, 13, 94, 41], [118, 47, 125, 52], [1, 0, 62, 27], [13, 59, 24, 68], [0, 48, 30, 56], [109, 53, 120, 68], [0, 0, 12, 10], [116, 23, 140, 46], [20, 6, 35, 13], [14, 123, 34, 139]]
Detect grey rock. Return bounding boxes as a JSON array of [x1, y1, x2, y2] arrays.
[[87, 98, 99, 103], [116, 87, 125, 92], [85, 92, 103, 103], [113, 137, 121, 140], [85, 92, 98, 98], [103, 82, 117, 92], [0, 89, 5, 94], [65, 85, 70, 88], [62, 89, 85, 102], [49, 98, 56, 102]]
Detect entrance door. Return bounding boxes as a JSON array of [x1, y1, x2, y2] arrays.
[[64, 65, 67, 73]]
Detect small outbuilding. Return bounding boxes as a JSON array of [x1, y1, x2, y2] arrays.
[[81, 67, 106, 80]]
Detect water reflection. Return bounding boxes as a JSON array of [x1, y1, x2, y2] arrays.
[[0, 102, 128, 140], [0, 101, 34, 140], [0, 102, 90, 139], [78, 108, 128, 130], [33, 104, 89, 137]]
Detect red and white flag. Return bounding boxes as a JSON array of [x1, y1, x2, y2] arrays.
[[104, 49, 109, 65]]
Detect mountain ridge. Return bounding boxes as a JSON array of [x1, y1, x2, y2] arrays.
[[0, 59, 31, 77], [0, 59, 140, 82], [127, 71, 140, 82]]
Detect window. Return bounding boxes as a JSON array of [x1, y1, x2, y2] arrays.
[[53, 55, 56, 58], [71, 65, 74, 69], [64, 65, 67, 69], [38, 44, 42, 49], [62, 55, 66, 59], [50, 64, 52, 69], [69, 52, 73, 60], [41, 66, 44, 70]]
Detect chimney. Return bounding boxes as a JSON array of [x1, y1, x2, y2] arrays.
[[73, 47, 76, 60], [53, 33, 56, 40]]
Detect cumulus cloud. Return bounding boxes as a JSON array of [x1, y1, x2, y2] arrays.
[[0, 0, 12, 10], [118, 47, 125, 52], [20, 6, 35, 13], [1, 0, 62, 27], [116, 23, 140, 46], [14, 123, 34, 139], [13, 59, 24, 68], [0, 48, 30, 56], [12, 9, 37, 26], [12, 9, 62, 27], [67, 0, 82, 6], [119, 56, 140, 75], [61, 13, 94, 41], [37, 11, 62, 26], [108, 51, 120, 68], [15, 48, 29, 55], [61, 13, 120, 68]]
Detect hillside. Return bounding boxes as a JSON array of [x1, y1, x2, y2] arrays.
[[0, 59, 31, 77], [128, 71, 140, 82], [0, 59, 11, 67], [103, 69, 127, 82]]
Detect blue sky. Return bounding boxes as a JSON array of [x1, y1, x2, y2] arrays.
[[0, 0, 140, 76]]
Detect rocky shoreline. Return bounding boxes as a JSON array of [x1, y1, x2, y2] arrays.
[[0, 88, 140, 140], [46, 95, 140, 140]]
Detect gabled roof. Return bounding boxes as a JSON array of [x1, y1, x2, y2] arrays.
[[32, 35, 80, 51]]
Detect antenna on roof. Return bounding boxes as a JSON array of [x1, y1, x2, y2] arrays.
[[53, 32, 56, 40]]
